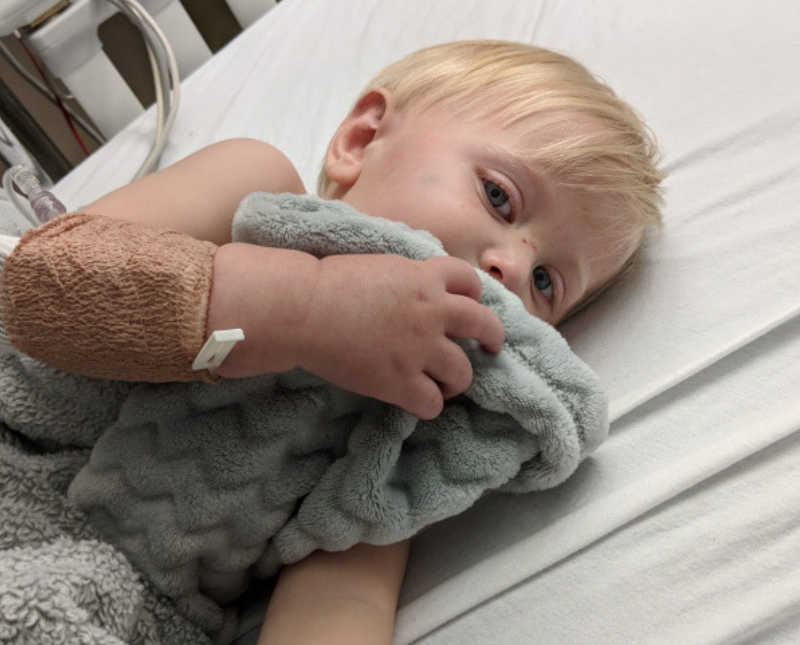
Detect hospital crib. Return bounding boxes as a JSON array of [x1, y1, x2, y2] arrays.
[[0, 0, 278, 139]]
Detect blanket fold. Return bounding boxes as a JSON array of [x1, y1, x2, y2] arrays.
[[0, 193, 607, 643]]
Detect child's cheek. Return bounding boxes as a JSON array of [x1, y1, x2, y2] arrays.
[[418, 172, 442, 186]]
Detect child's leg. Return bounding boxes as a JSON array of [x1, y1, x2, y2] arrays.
[[258, 540, 410, 645], [83, 138, 304, 244]]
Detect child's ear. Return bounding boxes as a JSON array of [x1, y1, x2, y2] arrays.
[[324, 89, 391, 190]]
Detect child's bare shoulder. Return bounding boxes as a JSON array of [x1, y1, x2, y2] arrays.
[[84, 138, 305, 244], [202, 138, 306, 195]]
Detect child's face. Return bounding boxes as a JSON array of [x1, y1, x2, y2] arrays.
[[327, 94, 641, 325]]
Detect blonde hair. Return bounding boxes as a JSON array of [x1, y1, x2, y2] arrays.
[[318, 40, 664, 235]]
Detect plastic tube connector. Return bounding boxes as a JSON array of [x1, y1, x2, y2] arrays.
[[28, 190, 67, 223], [7, 165, 67, 224], [7, 165, 40, 198]]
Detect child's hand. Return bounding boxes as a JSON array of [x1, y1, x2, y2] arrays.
[[296, 254, 505, 420]]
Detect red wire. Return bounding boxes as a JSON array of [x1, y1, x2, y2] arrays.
[[18, 36, 91, 157]]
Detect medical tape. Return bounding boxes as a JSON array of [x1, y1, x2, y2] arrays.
[[0, 212, 227, 382]]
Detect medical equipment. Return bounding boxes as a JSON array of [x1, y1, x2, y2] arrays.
[[0, 1, 276, 226], [0, 0, 178, 226], [0, 77, 68, 185], [1, 1, 183, 175], [2, 164, 66, 226]]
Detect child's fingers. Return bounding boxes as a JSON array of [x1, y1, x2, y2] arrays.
[[424, 341, 474, 400], [428, 256, 483, 302], [445, 297, 505, 354], [403, 376, 445, 420]]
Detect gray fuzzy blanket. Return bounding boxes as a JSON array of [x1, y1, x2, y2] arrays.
[[0, 193, 607, 644]]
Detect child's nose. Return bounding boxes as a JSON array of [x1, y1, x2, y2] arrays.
[[479, 244, 534, 294]]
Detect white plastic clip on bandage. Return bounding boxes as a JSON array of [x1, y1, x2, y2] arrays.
[[193, 328, 245, 373]]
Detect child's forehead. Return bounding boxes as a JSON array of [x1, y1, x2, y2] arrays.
[[506, 109, 611, 150], [433, 95, 605, 136], [437, 105, 614, 172], [405, 102, 598, 162]]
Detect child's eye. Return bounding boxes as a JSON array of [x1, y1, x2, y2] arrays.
[[533, 266, 553, 300], [483, 179, 512, 219]]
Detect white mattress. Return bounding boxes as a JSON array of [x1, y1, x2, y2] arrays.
[[54, 1, 800, 643]]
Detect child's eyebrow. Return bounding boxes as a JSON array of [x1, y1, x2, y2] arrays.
[[483, 143, 552, 211], [479, 144, 549, 200]]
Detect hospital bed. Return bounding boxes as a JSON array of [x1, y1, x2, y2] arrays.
[[51, 0, 800, 642]]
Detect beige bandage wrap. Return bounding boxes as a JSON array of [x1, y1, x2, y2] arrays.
[[0, 212, 218, 382]]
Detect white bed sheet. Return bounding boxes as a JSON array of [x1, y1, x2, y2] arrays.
[[53, 1, 800, 643]]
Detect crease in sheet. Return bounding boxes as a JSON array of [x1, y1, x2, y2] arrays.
[[662, 105, 800, 174], [609, 301, 800, 422], [397, 402, 800, 644], [678, 165, 800, 227], [706, 576, 800, 645]]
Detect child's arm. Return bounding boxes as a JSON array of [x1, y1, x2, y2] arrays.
[[257, 540, 410, 645], [209, 248, 503, 419], [3, 139, 504, 418]]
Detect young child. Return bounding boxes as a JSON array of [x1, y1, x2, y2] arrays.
[[1, 41, 662, 644]]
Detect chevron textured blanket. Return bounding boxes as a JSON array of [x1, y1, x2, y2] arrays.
[[0, 193, 607, 643]]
